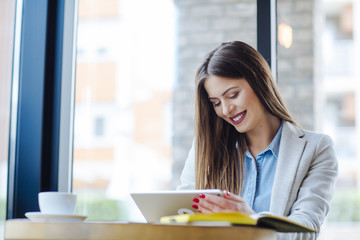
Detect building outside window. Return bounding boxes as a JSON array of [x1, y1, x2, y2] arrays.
[[73, 0, 175, 221]]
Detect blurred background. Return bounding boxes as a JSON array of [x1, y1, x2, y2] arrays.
[[1, 0, 360, 239]]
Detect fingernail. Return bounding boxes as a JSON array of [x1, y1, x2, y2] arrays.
[[199, 194, 205, 198], [192, 204, 198, 209], [193, 197, 199, 203], [225, 190, 230, 197]]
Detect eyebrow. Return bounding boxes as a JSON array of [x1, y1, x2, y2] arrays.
[[208, 87, 239, 100]]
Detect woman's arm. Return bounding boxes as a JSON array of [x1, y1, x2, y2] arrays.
[[177, 140, 196, 190], [278, 134, 338, 239]]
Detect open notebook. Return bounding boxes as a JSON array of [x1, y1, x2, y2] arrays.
[[160, 212, 316, 232]]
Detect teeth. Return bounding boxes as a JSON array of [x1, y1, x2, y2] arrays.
[[233, 112, 245, 121]]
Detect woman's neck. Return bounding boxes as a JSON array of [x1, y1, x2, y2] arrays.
[[245, 115, 282, 159]]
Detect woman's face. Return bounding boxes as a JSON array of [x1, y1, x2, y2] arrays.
[[204, 75, 268, 134]]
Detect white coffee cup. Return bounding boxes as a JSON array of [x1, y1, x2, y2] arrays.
[[38, 192, 77, 215]]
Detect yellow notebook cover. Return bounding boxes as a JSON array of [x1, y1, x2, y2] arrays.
[[160, 212, 316, 233]]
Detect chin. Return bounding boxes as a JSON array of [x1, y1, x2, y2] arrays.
[[234, 126, 247, 133]]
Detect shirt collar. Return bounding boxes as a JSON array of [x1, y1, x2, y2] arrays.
[[245, 120, 283, 160], [267, 120, 283, 159]]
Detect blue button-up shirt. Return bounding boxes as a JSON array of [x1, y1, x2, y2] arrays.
[[241, 122, 283, 213]]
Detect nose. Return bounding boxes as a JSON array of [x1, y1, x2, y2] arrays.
[[222, 101, 234, 117]]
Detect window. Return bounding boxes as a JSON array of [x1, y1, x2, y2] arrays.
[[73, 0, 176, 221], [277, 0, 360, 238], [321, 1, 360, 237], [72, 0, 258, 221], [94, 117, 105, 137]]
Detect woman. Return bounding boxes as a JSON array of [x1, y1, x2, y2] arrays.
[[177, 41, 338, 239]]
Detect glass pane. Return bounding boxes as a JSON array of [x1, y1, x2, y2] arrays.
[[0, 0, 16, 234], [73, 0, 257, 222], [73, 0, 175, 221], [278, 0, 360, 238], [321, 1, 360, 238]]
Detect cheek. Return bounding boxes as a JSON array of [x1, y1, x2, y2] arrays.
[[237, 93, 251, 109], [214, 107, 224, 118]]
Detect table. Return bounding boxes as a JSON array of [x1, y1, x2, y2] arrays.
[[5, 219, 276, 240]]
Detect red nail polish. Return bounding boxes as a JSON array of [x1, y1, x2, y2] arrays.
[[226, 190, 230, 197], [192, 204, 198, 209], [199, 194, 205, 198], [193, 197, 199, 203]]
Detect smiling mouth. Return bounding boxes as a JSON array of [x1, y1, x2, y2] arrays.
[[230, 110, 246, 124]]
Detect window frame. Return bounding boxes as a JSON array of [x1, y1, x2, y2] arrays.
[[7, 0, 78, 219]]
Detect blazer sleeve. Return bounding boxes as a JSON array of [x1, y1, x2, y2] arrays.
[[176, 140, 196, 190], [278, 134, 338, 240]]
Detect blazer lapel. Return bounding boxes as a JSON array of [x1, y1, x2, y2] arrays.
[[270, 121, 307, 215]]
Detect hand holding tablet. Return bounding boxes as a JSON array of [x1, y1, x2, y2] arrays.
[[192, 190, 255, 216], [130, 189, 223, 222]]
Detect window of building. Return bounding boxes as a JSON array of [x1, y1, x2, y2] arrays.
[[94, 117, 105, 137]]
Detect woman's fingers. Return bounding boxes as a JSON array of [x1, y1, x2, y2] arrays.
[[192, 195, 225, 213], [191, 191, 255, 215], [200, 191, 246, 209], [223, 190, 246, 202], [196, 196, 227, 213]]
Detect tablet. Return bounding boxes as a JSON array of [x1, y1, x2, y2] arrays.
[[130, 189, 223, 223]]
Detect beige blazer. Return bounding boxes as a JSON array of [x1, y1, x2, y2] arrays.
[[178, 121, 338, 240]]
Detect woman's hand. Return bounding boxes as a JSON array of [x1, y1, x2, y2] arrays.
[[192, 190, 255, 215]]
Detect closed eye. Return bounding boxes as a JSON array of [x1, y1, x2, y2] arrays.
[[213, 101, 221, 107], [209, 98, 221, 107], [229, 92, 239, 99]]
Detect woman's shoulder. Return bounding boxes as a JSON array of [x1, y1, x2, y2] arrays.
[[283, 121, 333, 144], [283, 122, 337, 165]]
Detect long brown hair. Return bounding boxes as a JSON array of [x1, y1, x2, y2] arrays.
[[194, 41, 295, 194]]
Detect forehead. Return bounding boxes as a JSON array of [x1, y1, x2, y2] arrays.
[[204, 75, 248, 97]]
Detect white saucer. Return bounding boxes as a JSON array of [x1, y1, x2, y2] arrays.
[[25, 212, 87, 222]]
